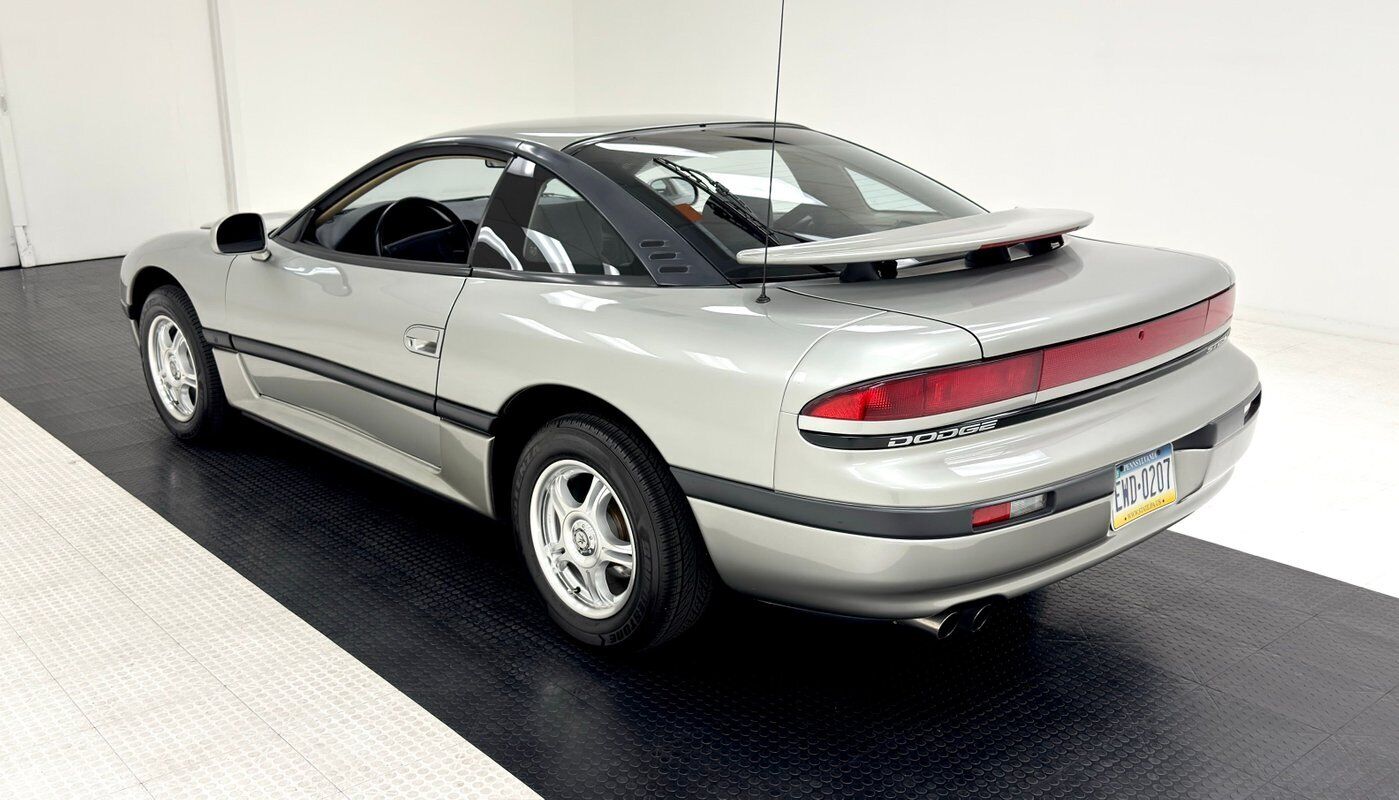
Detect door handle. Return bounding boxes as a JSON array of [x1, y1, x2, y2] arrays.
[[404, 325, 443, 358]]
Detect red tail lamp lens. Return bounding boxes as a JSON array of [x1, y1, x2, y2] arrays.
[[971, 494, 1049, 528], [971, 503, 1011, 527], [803, 288, 1235, 423], [1205, 286, 1235, 333], [803, 353, 1043, 422]]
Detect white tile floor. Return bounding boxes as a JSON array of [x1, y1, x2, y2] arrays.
[[1176, 319, 1399, 598], [0, 319, 1395, 797], [0, 398, 539, 799]]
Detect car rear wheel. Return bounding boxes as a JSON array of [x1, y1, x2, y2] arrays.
[[512, 413, 713, 650], [138, 285, 231, 441]]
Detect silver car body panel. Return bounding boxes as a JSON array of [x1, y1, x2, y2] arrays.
[[437, 280, 882, 490], [223, 240, 464, 465], [118, 116, 1259, 621]]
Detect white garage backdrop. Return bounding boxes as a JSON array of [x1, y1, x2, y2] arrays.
[[0, 0, 227, 266], [211, 0, 579, 213], [575, 0, 1399, 342], [0, 0, 1394, 342], [0, 145, 17, 268]]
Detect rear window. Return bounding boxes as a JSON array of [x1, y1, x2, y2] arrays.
[[574, 125, 982, 282]]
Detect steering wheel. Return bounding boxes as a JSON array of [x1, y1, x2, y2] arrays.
[[373, 196, 474, 262]]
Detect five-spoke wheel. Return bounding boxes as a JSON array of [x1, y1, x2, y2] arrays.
[[530, 460, 636, 619], [138, 285, 231, 441], [145, 315, 198, 421], [513, 413, 714, 650]]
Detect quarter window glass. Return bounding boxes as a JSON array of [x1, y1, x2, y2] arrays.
[[474, 166, 646, 277]]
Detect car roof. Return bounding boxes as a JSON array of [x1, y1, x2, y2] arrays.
[[425, 114, 788, 150]]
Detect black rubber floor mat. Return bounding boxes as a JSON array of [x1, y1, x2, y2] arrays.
[[3, 260, 1397, 799]]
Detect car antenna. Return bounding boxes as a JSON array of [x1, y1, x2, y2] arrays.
[[756, 0, 786, 305]]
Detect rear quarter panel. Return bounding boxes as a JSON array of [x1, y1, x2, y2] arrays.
[[438, 280, 936, 487]]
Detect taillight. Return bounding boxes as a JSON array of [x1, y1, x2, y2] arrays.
[[1205, 286, 1235, 332], [972, 494, 1048, 528], [803, 287, 1235, 423], [802, 352, 1042, 422]]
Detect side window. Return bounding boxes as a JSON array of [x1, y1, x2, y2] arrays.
[[473, 164, 646, 277], [347, 158, 503, 212], [311, 156, 507, 263]]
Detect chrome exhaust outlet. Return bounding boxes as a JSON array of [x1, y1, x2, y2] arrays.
[[899, 609, 962, 639], [967, 602, 995, 633]]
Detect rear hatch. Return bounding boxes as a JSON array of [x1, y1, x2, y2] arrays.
[[784, 237, 1233, 357]]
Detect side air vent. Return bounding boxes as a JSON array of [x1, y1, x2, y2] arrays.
[[639, 239, 667, 248]]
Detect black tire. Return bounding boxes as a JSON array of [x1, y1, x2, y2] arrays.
[[512, 413, 714, 650], [137, 285, 232, 442]]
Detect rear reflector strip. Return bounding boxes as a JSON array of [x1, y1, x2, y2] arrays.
[[1039, 296, 1214, 390], [803, 287, 1235, 423]]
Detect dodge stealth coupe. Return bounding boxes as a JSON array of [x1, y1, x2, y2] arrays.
[[120, 115, 1260, 649]]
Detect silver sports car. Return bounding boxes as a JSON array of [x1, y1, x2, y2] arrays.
[[120, 115, 1260, 649]]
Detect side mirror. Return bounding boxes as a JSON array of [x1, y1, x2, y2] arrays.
[[211, 212, 266, 255], [648, 176, 699, 206]]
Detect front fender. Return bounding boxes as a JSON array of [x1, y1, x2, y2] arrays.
[[121, 231, 236, 331]]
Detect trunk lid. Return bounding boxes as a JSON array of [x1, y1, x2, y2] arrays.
[[785, 237, 1233, 357]]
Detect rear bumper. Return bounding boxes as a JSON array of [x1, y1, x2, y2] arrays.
[[685, 345, 1260, 619]]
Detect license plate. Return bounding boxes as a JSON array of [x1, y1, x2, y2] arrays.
[[1111, 444, 1177, 530]]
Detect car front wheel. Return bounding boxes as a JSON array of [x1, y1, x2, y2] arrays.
[[138, 285, 231, 441], [512, 413, 713, 650]]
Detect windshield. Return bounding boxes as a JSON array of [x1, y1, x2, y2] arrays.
[[573, 125, 984, 281]]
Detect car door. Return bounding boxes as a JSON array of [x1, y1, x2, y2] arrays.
[[223, 150, 510, 467]]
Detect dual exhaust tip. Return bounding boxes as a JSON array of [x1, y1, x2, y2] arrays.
[[900, 601, 997, 640]]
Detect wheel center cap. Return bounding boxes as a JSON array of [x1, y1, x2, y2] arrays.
[[570, 521, 597, 557]]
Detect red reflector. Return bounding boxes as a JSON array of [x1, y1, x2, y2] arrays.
[[971, 503, 1011, 527], [1038, 287, 1234, 391], [803, 352, 1042, 421], [802, 287, 1235, 423], [1039, 301, 1207, 390]]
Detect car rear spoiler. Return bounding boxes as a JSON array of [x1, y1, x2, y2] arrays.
[[735, 207, 1093, 266]]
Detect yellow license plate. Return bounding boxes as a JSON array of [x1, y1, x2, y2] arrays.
[[1111, 444, 1177, 530]]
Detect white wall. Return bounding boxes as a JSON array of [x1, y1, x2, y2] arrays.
[[573, 0, 1399, 339], [572, 0, 779, 118], [0, 0, 228, 264], [0, 154, 16, 267], [2, 0, 1394, 339], [218, 0, 578, 212]]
